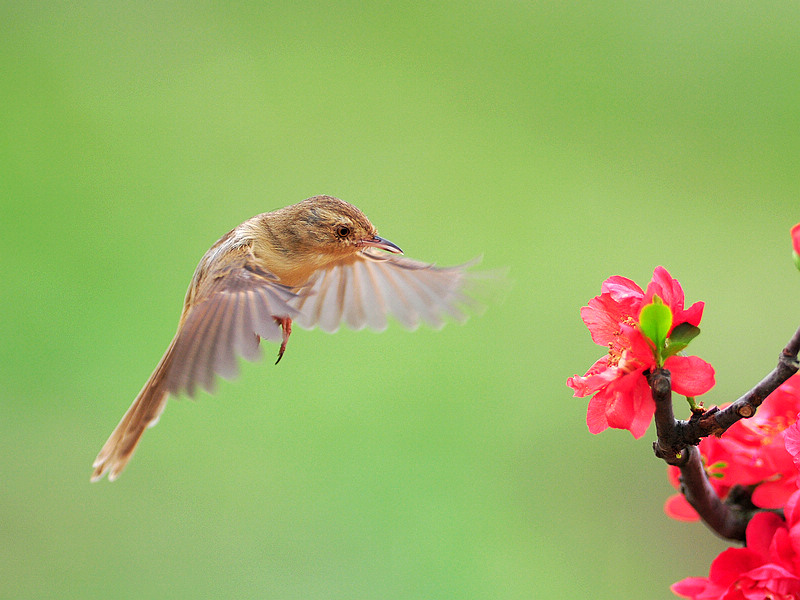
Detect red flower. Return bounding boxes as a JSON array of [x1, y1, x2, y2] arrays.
[[567, 267, 715, 438], [785, 420, 800, 472], [666, 374, 800, 521], [742, 375, 800, 508], [791, 223, 800, 256], [782, 378, 800, 472], [672, 491, 800, 599]]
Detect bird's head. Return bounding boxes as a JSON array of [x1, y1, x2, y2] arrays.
[[286, 195, 403, 259]]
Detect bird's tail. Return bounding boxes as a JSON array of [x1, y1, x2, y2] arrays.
[[91, 338, 177, 482]]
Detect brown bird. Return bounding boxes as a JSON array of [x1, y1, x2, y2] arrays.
[[92, 195, 492, 481]]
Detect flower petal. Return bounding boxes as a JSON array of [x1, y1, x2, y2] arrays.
[[601, 275, 643, 300], [567, 357, 616, 397], [666, 355, 716, 396], [602, 370, 654, 438], [626, 376, 656, 438], [645, 266, 706, 329], [670, 577, 711, 598], [738, 564, 800, 598], [664, 494, 699, 522], [751, 479, 796, 511], [645, 266, 685, 313], [680, 300, 704, 328], [746, 511, 786, 559], [584, 369, 654, 438], [580, 294, 638, 346], [586, 393, 610, 434], [786, 416, 800, 469], [784, 489, 800, 525], [708, 547, 763, 587]]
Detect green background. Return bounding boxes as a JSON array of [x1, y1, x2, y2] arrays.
[[2, 3, 799, 598]]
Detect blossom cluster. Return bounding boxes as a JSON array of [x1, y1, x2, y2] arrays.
[[568, 225, 800, 599], [567, 266, 715, 439], [666, 375, 800, 522], [673, 494, 800, 599], [671, 374, 800, 599], [666, 224, 800, 598]]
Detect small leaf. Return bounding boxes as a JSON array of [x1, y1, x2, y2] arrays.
[[639, 296, 673, 358], [670, 323, 701, 346], [663, 323, 701, 358]]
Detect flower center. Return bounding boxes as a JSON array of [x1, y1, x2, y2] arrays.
[[607, 316, 638, 367], [744, 410, 797, 446]]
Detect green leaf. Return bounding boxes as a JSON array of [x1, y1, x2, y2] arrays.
[[663, 323, 701, 359], [669, 322, 701, 346], [639, 296, 673, 361]]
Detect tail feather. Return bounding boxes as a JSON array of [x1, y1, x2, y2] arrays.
[[91, 339, 176, 482]]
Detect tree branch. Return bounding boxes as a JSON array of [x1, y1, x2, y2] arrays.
[[678, 446, 750, 541], [707, 326, 800, 434], [648, 367, 684, 463], [656, 325, 800, 452], [649, 325, 800, 541]]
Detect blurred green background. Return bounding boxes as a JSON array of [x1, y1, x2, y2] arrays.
[[2, 2, 799, 598]]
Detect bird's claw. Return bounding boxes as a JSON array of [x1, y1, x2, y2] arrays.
[[274, 316, 292, 364]]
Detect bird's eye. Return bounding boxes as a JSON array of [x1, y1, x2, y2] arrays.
[[335, 225, 351, 238]]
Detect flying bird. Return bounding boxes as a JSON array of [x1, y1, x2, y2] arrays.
[[92, 195, 495, 481]]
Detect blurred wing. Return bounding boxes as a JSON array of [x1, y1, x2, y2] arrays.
[[291, 249, 492, 333], [164, 258, 300, 397]]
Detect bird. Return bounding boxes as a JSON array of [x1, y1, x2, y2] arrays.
[[91, 195, 495, 482]]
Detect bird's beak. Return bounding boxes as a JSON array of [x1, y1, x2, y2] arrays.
[[359, 235, 403, 254]]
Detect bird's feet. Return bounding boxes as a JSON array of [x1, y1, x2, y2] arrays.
[[274, 316, 293, 364]]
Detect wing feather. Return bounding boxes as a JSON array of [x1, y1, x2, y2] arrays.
[[318, 268, 346, 332], [234, 291, 261, 362], [186, 299, 221, 394], [163, 257, 299, 398], [370, 258, 419, 328], [357, 259, 389, 331], [342, 261, 364, 329], [173, 292, 224, 395], [207, 291, 238, 384], [250, 287, 283, 342], [291, 250, 492, 332]]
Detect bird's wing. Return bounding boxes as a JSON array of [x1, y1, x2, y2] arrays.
[[290, 249, 492, 333], [164, 255, 300, 398]]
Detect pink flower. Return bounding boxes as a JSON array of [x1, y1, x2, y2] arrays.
[[672, 490, 800, 599], [666, 374, 800, 521], [567, 267, 716, 439], [792, 223, 800, 256]]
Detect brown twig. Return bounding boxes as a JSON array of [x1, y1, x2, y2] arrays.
[[649, 325, 800, 541], [678, 446, 751, 541], [707, 326, 800, 433]]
